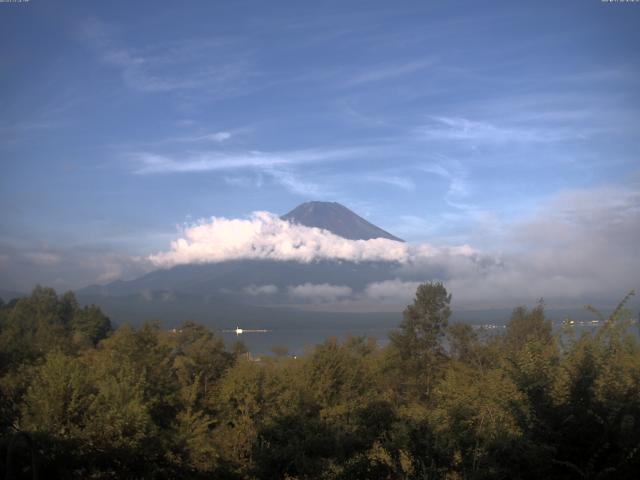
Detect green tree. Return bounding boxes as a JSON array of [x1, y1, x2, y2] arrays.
[[503, 301, 552, 352], [388, 282, 452, 399], [429, 364, 528, 479], [70, 304, 112, 346], [163, 321, 234, 410], [545, 292, 640, 479], [21, 351, 91, 439], [82, 350, 158, 474], [447, 322, 479, 364], [170, 373, 219, 474]]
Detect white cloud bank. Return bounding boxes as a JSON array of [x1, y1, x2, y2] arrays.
[[148, 212, 474, 267], [393, 185, 640, 306], [147, 184, 639, 308]]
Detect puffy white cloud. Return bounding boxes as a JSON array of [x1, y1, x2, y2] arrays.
[[148, 211, 475, 267], [288, 283, 353, 302]]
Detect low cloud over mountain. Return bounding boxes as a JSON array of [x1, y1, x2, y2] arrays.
[[6, 188, 637, 318], [139, 190, 639, 309], [147, 210, 472, 267]]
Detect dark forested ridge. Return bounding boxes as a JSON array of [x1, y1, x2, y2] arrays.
[[1, 285, 639, 479]]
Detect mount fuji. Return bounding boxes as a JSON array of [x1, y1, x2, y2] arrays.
[[77, 202, 407, 328]]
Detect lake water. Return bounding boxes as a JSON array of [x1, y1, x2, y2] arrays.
[[218, 311, 632, 356]]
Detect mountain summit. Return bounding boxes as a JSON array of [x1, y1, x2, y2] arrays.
[[282, 201, 404, 242]]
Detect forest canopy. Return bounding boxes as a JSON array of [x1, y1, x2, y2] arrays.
[[1, 284, 638, 479]]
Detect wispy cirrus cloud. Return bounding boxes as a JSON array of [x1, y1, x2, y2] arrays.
[[262, 168, 327, 197], [127, 143, 364, 197], [364, 174, 416, 192], [344, 59, 434, 86], [129, 147, 367, 175], [415, 116, 586, 144], [78, 18, 255, 96], [166, 131, 232, 144], [0, 92, 80, 145], [107, 127, 250, 153], [223, 174, 264, 189], [418, 158, 475, 212]]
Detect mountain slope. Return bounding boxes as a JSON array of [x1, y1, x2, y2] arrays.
[[0, 289, 26, 302], [282, 201, 403, 242], [79, 260, 399, 298]]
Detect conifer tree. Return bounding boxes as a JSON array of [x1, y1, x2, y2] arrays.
[[389, 282, 451, 399]]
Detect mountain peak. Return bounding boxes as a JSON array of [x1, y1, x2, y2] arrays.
[[282, 201, 404, 242]]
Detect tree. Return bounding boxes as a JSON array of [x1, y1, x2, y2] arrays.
[[71, 304, 112, 346], [21, 351, 91, 439], [165, 321, 233, 410], [447, 322, 478, 364], [82, 351, 157, 474], [388, 282, 452, 399], [503, 301, 552, 352], [0, 287, 73, 372], [544, 292, 640, 479]]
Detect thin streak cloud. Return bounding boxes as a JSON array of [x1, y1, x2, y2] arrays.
[[345, 59, 434, 86], [130, 147, 369, 174], [365, 175, 416, 192], [79, 18, 255, 96], [416, 116, 586, 144]]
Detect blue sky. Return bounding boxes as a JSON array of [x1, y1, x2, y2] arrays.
[[1, 0, 639, 293]]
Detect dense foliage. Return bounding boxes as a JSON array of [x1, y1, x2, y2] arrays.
[[1, 284, 638, 479]]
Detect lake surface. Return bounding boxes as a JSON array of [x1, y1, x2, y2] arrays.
[[218, 310, 630, 355], [79, 294, 636, 356]]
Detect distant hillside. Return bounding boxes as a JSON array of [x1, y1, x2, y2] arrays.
[[78, 260, 398, 299], [0, 289, 26, 302], [282, 201, 404, 242]]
